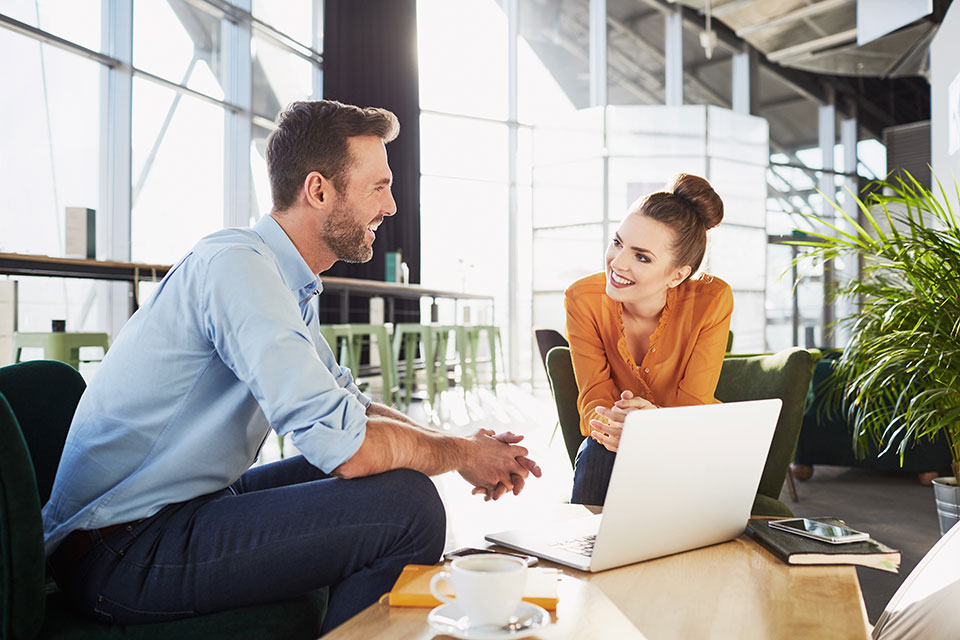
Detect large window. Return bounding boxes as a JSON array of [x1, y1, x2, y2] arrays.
[[0, 0, 324, 352]]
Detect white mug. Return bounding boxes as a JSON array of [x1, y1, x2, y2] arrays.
[[429, 554, 527, 627]]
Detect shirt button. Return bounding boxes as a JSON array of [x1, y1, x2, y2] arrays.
[[650, 347, 656, 352], [644, 368, 650, 373]]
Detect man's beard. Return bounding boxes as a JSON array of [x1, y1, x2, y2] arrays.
[[322, 198, 377, 263]]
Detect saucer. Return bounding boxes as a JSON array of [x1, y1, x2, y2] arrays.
[[427, 601, 550, 640]]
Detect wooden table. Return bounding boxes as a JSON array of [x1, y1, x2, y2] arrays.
[[324, 505, 870, 640]]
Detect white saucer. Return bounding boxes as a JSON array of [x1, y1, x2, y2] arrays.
[[427, 601, 550, 640]]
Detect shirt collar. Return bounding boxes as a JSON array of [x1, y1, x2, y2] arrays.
[[253, 214, 323, 300]]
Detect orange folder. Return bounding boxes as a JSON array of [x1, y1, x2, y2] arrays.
[[380, 564, 560, 610]]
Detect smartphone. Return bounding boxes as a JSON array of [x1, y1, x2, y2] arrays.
[[767, 518, 870, 544], [443, 546, 539, 567]]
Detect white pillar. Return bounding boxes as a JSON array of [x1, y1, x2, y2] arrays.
[[818, 94, 836, 347], [731, 48, 755, 115], [223, 1, 253, 228], [836, 114, 859, 348], [312, 0, 323, 98], [99, 0, 133, 335], [589, 0, 607, 107], [665, 7, 683, 106], [507, 0, 519, 382]]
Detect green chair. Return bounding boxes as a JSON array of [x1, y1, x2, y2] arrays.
[[545, 346, 816, 517], [712, 347, 816, 516], [0, 360, 328, 640], [545, 346, 585, 467], [14, 332, 110, 370]]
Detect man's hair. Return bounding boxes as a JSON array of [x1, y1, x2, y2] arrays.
[[266, 100, 400, 211]]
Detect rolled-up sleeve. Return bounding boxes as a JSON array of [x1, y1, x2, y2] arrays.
[[202, 247, 367, 472]]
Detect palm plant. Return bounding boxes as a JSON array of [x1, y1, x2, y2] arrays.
[[793, 174, 960, 486]]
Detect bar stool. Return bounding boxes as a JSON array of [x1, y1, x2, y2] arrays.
[[13, 332, 110, 370], [430, 325, 468, 397], [346, 323, 399, 406], [392, 323, 435, 407], [461, 325, 505, 392], [319, 324, 356, 371]]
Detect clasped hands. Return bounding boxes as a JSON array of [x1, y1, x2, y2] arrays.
[[460, 429, 542, 502], [590, 390, 658, 452]]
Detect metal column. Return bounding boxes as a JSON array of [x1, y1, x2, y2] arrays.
[[507, 0, 519, 383], [731, 47, 756, 115], [99, 0, 133, 333], [836, 113, 859, 348], [223, 2, 253, 228], [312, 0, 324, 97], [665, 7, 683, 106], [589, 0, 607, 107], [818, 91, 836, 348]]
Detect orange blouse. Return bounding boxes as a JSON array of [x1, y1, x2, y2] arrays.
[[564, 271, 734, 436]]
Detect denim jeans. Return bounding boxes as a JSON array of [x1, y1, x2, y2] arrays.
[[56, 456, 446, 634], [571, 436, 617, 506]]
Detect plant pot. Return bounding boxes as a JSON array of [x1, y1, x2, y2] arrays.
[[932, 477, 960, 535]]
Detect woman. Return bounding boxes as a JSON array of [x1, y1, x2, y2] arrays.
[[565, 173, 733, 505]]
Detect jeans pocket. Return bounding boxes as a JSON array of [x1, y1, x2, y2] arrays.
[[95, 593, 197, 624]]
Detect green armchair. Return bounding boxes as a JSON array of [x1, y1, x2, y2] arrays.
[[545, 346, 816, 517], [714, 348, 816, 517], [0, 361, 328, 640]]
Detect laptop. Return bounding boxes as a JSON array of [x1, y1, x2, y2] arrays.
[[485, 398, 782, 572]]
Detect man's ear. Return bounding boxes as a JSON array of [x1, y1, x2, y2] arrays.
[[304, 171, 333, 209], [668, 264, 692, 288]]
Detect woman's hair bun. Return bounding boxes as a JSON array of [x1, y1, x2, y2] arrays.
[[668, 173, 723, 230]]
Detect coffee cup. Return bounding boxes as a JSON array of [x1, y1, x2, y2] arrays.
[[429, 553, 527, 628]]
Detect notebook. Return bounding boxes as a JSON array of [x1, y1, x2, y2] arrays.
[[745, 518, 900, 573], [486, 399, 782, 572]]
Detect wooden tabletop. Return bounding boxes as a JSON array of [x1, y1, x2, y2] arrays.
[[322, 499, 870, 639]]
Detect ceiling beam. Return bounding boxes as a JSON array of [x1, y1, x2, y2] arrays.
[[736, 0, 853, 38], [766, 29, 858, 64], [606, 13, 731, 107]]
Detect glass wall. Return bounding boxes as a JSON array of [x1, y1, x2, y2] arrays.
[[0, 0, 323, 364]]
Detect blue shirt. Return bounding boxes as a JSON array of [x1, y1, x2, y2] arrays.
[[42, 215, 370, 555]]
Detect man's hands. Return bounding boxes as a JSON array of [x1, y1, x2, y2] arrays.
[[589, 390, 658, 452], [460, 429, 542, 502]]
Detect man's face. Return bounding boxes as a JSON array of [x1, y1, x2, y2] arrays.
[[321, 136, 396, 263]]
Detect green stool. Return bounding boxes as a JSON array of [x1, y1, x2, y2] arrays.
[[462, 325, 505, 392], [13, 332, 110, 370], [430, 325, 467, 398], [392, 324, 436, 407], [319, 324, 356, 371], [346, 323, 399, 406], [430, 324, 466, 393]]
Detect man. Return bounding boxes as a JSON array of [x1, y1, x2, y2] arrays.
[[42, 100, 540, 633]]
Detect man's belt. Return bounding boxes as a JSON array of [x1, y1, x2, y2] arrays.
[[50, 522, 131, 571]]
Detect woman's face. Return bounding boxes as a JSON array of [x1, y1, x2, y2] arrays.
[[604, 213, 691, 308]]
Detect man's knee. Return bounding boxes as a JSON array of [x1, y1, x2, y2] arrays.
[[378, 469, 446, 549]]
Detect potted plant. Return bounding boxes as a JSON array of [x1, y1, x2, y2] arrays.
[[793, 174, 960, 534]]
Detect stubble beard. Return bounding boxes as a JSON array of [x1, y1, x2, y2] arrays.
[[322, 198, 374, 263]]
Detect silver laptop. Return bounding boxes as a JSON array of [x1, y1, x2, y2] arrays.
[[485, 398, 782, 572]]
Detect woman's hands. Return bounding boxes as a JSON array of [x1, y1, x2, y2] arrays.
[[589, 390, 658, 452]]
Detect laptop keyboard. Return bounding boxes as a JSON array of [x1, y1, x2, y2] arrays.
[[548, 533, 596, 557]]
